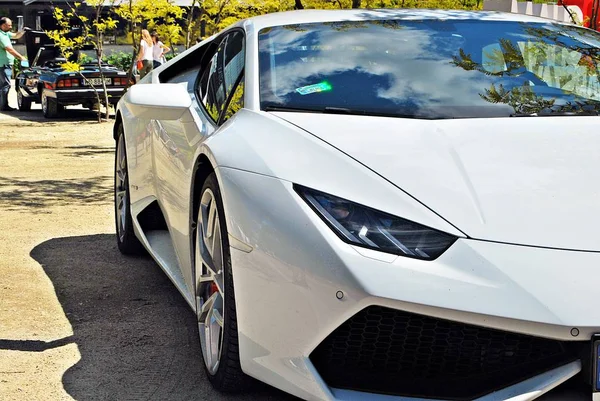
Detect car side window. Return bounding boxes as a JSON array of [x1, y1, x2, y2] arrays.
[[223, 32, 244, 98], [198, 49, 223, 121], [197, 30, 245, 124], [222, 76, 244, 123], [164, 66, 202, 92], [161, 43, 212, 91]]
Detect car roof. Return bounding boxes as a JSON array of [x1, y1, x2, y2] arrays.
[[237, 9, 571, 31]]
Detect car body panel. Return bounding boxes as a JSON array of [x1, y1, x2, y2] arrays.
[[271, 112, 600, 252], [208, 110, 465, 237], [220, 167, 597, 401]]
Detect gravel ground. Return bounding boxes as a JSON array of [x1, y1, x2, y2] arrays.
[[0, 89, 293, 401]]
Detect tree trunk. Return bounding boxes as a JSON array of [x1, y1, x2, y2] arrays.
[[95, 5, 110, 121], [352, 0, 361, 7], [185, 0, 198, 49], [294, 0, 304, 9], [126, 0, 137, 90]]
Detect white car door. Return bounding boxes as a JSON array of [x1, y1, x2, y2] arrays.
[[153, 31, 246, 297]]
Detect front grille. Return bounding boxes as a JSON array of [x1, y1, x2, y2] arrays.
[[310, 306, 578, 400]]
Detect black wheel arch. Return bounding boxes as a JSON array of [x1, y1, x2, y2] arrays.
[[113, 111, 123, 140], [190, 154, 215, 227]]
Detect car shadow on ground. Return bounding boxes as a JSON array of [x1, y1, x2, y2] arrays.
[[1, 108, 111, 123], [27, 234, 296, 401], [61, 145, 115, 158], [0, 176, 113, 212]]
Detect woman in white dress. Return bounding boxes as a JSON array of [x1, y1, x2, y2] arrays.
[[136, 29, 154, 79], [151, 32, 171, 69]]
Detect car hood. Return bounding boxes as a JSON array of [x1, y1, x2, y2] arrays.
[[273, 112, 600, 251]]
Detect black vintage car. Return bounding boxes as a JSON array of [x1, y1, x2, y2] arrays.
[[15, 29, 130, 118]]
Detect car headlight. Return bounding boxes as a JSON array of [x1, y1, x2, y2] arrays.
[[295, 185, 457, 260]]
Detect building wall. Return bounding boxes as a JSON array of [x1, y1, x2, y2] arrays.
[[1, 2, 121, 45]]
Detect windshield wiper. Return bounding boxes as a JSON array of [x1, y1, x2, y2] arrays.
[[263, 106, 317, 113], [511, 110, 599, 117], [263, 105, 371, 115], [323, 107, 367, 115], [263, 105, 427, 119]]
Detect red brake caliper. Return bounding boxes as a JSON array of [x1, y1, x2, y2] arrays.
[[210, 282, 219, 295]]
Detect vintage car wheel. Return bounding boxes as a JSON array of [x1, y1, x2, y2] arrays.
[[114, 124, 144, 255], [41, 90, 62, 118], [16, 89, 31, 111], [194, 173, 253, 391]]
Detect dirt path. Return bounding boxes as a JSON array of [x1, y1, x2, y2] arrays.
[[0, 106, 293, 400]]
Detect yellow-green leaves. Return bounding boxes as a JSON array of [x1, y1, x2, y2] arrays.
[[114, 0, 185, 46], [61, 61, 82, 72]]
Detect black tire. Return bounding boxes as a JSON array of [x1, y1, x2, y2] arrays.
[[17, 88, 31, 111], [197, 173, 255, 392], [41, 89, 61, 118], [114, 123, 144, 255]]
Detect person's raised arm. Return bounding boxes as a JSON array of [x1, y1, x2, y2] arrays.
[[6, 46, 25, 61], [11, 29, 27, 40]]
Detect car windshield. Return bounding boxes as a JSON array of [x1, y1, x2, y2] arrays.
[[258, 19, 600, 119]]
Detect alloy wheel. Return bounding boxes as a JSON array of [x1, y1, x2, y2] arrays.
[[115, 133, 128, 242], [195, 188, 225, 375], [41, 91, 47, 114]]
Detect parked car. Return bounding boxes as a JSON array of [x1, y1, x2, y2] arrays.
[[15, 29, 129, 118], [114, 9, 600, 401]]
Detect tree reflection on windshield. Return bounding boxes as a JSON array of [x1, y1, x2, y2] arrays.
[[259, 19, 600, 118], [450, 31, 600, 115]]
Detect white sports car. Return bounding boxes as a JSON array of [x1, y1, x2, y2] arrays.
[[114, 9, 600, 401]]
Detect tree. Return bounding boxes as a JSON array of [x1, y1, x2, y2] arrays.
[[185, 0, 201, 49], [114, 0, 185, 80], [46, 0, 119, 122], [196, 0, 483, 38]]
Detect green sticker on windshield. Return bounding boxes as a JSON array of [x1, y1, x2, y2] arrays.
[[296, 81, 332, 95]]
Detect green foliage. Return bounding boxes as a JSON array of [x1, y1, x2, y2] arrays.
[[102, 49, 173, 72], [46, 1, 120, 69], [114, 0, 185, 47], [79, 53, 94, 64], [105, 51, 133, 71], [480, 83, 556, 114], [13, 59, 24, 75], [197, 0, 483, 37], [223, 82, 244, 121], [165, 51, 177, 61], [116, 33, 134, 45]]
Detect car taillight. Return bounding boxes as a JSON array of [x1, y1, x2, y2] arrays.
[[114, 77, 128, 86], [57, 78, 80, 88]]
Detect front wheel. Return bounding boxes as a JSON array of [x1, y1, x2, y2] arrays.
[[114, 124, 144, 255], [195, 173, 254, 391]]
